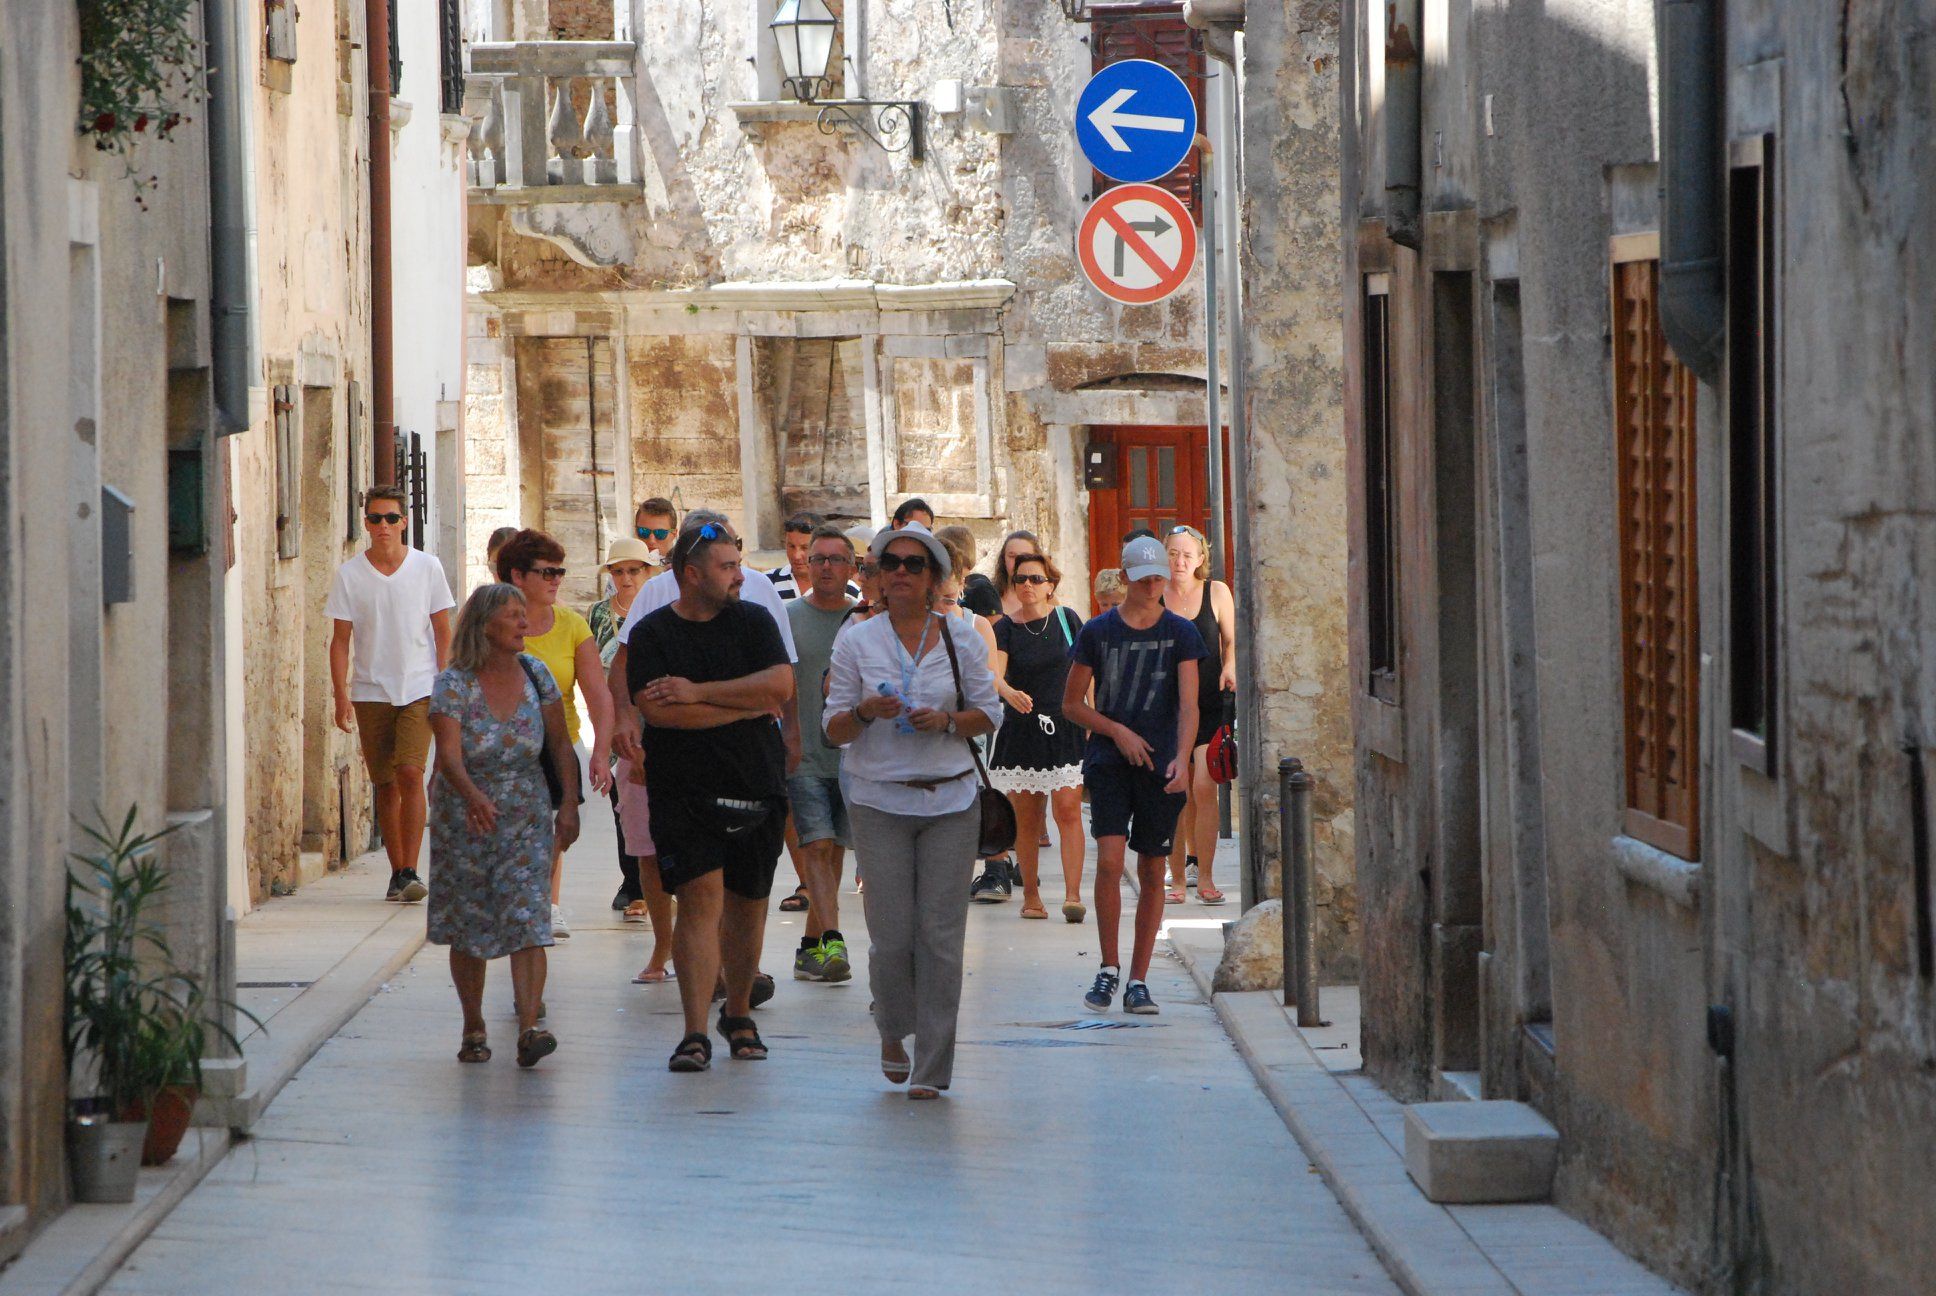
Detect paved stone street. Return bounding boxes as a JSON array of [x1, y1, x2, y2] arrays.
[[101, 807, 1397, 1295]]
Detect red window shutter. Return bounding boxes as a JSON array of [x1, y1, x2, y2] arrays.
[[1088, 7, 1205, 219], [1612, 258, 1700, 859]]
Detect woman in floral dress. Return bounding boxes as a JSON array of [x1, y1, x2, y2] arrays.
[[427, 583, 580, 1068]]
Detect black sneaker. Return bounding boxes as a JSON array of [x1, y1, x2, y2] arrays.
[[396, 869, 428, 903], [611, 884, 641, 912], [384, 871, 406, 902], [1123, 982, 1160, 1015], [1083, 969, 1121, 1013], [971, 860, 1013, 903]]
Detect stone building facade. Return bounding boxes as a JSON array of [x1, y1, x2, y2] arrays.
[[228, 0, 470, 905], [459, 0, 1354, 950], [0, 0, 234, 1254], [1340, 0, 1936, 1290]]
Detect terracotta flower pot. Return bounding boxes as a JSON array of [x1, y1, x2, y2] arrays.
[[122, 1086, 200, 1166]]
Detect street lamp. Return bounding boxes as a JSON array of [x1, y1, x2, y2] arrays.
[[771, 0, 839, 104], [767, 0, 926, 161]]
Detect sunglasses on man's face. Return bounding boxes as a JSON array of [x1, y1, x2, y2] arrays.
[[636, 526, 672, 541], [806, 553, 853, 568], [365, 512, 405, 525], [1011, 573, 1053, 587], [524, 566, 568, 581], [876, 552, 933, 575]]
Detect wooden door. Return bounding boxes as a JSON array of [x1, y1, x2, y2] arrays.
[[1085, 424, 1232, 612]]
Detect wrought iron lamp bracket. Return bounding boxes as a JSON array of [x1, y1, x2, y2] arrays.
[[815, 99, 925, 162]]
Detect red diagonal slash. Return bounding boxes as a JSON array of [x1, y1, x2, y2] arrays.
[[1099, 202, 1173, 281]]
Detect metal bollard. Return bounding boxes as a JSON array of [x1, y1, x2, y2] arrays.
[[1278, 757, 1321, 1026]]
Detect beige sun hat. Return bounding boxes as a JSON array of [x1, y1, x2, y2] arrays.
[[603, 535, 653, 568]]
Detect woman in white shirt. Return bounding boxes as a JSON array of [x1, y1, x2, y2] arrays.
[[824, 523, 1002, 1099]]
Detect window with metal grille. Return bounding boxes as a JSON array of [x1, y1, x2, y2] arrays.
[[1728, 137, 1778, 772], [1087, 4, 1204, 219], [1363, 273, 1398, 701], [388, 0, 403, 94], [1611, 247, 1699, 858], [439, 0, 464, 114]]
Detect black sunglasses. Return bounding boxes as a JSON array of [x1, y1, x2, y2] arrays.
[[636, 525, 672, 540], [1011, 573, 1053, 586], [365, 512, 405, 525], [523, 566, 568, 580], [877, 552, 934, 575], [806, 553, 853, 568]]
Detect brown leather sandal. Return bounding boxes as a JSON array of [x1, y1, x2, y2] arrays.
[[457, 1032, 491, 1064]]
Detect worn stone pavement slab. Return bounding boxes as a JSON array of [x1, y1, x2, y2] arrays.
[[100, 805, 1399, 1296]]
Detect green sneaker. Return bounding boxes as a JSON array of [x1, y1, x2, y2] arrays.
[[817, 936, 853, 983], [793, 944, 830, 982]]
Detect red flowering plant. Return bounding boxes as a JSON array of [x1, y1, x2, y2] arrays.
[[77, 0, 203, 168]]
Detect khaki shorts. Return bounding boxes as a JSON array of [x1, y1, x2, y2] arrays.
[[353, 698, 433, 786]]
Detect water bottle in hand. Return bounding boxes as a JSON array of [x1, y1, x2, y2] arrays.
[[877, 682, 917, 734]]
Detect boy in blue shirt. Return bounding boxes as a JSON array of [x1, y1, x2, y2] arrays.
[[1062, 536, 1207, 1014]]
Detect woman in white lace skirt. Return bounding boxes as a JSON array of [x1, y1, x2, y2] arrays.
[[988, 551, 1088, 922]]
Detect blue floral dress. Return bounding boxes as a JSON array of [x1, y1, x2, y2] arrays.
[[427, 656, 558, 959]]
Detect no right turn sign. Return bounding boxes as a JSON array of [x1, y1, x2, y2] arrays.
[[1076, 183, 1199, 306]]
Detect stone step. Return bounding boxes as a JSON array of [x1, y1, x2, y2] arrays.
[[295, 850, 331, 888], [1403, 1099, 1559, 1204], [1434, 1069, 1483, 1102]]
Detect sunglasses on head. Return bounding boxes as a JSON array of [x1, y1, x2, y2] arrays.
[[1011, 573, 1053, 586], [876, 552, 934, 575], [365, 512, 404, 525], [524, 566, 568, 580], [636, 525, 672, 541], [690, 523, 743, 550]]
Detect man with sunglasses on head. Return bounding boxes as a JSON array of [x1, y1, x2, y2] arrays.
[[607, 511, 799, 1006], [629, 523, 794, 1070], [327, 486, 457, 902]]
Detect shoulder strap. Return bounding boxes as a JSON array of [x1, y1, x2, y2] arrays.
[[1057, 606, 1076, 648], [936, 617, 996, 792], [515, 654, 545, 703]]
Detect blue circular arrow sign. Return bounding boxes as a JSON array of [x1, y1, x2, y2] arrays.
[[1075, 59, 1198, 183]]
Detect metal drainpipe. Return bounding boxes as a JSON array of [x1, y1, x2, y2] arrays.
[[368, 0, 397, 483], [1657, 0, 1725, 381], [1384, 0, 1421, 249], [204, 0, 251, 433]]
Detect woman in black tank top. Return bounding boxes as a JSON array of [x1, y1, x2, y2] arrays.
[[1162, 527, 1236, 906]]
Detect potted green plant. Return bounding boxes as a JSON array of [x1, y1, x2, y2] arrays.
[[65, 810, 258, 1197]]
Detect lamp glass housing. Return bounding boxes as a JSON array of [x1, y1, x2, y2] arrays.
[[771, 0, 838, 93]]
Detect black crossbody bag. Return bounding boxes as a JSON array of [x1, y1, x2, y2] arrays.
[[937, 618, 1018, 857], [516, 657, 566, 810]]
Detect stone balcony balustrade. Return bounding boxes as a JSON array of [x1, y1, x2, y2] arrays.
[[466, 41, 642, 204]]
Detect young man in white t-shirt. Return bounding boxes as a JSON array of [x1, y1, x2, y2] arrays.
[[326, 486, 456, 902]]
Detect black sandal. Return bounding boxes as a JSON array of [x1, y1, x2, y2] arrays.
[[718, 1013, 769, 1061], [668, 1032, 712, 1072], [457, 1031, 491, 1064], [777, 887, 809, 913], [515, 1027, 557, 1069]]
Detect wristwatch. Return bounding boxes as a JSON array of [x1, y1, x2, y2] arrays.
[[944, 714, 959, 736]]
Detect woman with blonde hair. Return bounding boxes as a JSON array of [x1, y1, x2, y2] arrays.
[[1161, 525, 1238, 905], [427, 583, 580, 1067]]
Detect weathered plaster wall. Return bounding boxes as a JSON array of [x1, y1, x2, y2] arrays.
[[625, 332, 742, 516], [236, 0, 375, 900], [1238, 1, 1353, 969]]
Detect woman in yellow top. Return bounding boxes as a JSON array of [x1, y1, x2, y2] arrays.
[[497, 530, 613, 939]]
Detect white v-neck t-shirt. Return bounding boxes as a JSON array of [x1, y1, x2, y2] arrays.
[[324, 548, 456, 705]]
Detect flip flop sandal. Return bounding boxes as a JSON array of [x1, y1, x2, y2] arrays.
[[668, 1032, 712, 1072], [631, 967, 676, 984], [717, 1013, 769, 1061], [777, 888, 810, 912], [1020, 903, 1049, 919], [908, 1085, 944, 1100], [515, 1028, 557, 1069], [1198, 887, 1228, 905], [622, 901, 651, 923], [1164, 889, 1186, 905], [457, 1032, 491, 1064], [1061, 900, 1087, 924], [881, 1044, 911, 1084]]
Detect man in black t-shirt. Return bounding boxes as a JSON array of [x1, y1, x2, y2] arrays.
[[630, 524, 794, 1071]]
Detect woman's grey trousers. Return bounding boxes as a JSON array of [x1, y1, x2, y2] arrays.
[[851, 801, 980, 1090]]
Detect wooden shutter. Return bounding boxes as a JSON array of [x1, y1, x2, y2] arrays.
[[1089, 5, 1204, 218], [1612, 255, 1699, 859]]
